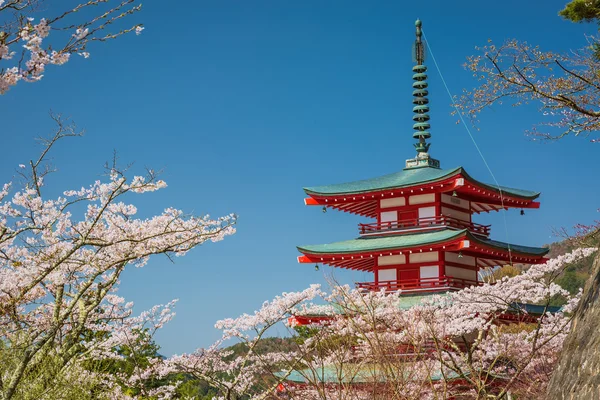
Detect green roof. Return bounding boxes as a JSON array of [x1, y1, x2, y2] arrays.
[[299, 229, 460, 254], [395, 293, 445, 309], [294, 292, 559, 319], [297, 229, 548, 257], [277, 364, 459, 384], [480, 236, 549, 256], [509, 302, 562, 315], [304, 166, 540, 200]]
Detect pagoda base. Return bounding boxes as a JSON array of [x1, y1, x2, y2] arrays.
[[405, 152, 440, 169]]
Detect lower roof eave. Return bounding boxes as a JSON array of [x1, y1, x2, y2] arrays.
[[297, 230, 549, 268]]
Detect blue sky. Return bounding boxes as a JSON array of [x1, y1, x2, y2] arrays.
[[1, 0, 598, 356]]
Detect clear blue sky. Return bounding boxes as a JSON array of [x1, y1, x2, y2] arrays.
[[1, 0, 598, 356]]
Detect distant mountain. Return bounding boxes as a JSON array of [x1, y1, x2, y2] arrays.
[[225, 336, 298, 359]]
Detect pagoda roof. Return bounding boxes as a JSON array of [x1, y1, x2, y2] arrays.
[[304, 166, 540, 200], [297, 229, 548, 257], [292, 292, 560, 318], [277, 364, 460, 384]]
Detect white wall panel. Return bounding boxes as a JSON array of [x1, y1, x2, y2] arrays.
[[446, 266, 477, 281], [441, 193, 470, 210], [380, 211, 397, 223], [380, 197, 406, 208], [420, 265, 439, 279], [379, 268, 397, 282], [409, 193, 435, 205], [441, 206, 471, 222], [445, 252, 476, 266], [378, 255, 406, 266], [409, 251, 439, 263], [419, 206, 436, 219]]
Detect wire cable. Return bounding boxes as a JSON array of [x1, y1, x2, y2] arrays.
[[422, 30, 514, 266]]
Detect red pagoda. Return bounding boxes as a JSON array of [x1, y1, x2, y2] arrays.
[[296, 19, 548, 298], [278, 20, 553, 394]]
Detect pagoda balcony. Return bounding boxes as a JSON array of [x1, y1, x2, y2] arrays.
[[355, 276, 482, 294], [358, 216, 491, 237]]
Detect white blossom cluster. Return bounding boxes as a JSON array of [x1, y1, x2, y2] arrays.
[[0, 1, 143, 94], [157, 248, 596, 399], [0, 151, 236, 398]]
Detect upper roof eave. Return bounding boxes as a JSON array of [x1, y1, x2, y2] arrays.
[[303, 166, 462, 197], [303, 166, 540, 201], [460, 169, 541, 200]]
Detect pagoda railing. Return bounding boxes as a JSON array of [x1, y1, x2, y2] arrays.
[[358, 216, 491, 237], [355, 276, 481, 294]]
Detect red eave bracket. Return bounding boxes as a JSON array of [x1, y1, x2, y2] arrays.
[[304, 197, 321, 206], [297, 255, 312, 263], [458, 240, 470, 250], [288, 315, 334, 327]]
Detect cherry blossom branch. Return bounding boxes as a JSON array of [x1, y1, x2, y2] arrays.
[[0, 0, 143, 94]]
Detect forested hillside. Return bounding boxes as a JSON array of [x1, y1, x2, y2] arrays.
[[546, 240, 598, 295]]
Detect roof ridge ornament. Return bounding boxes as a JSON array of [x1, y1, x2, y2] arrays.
[[405, 19, 441, 170]]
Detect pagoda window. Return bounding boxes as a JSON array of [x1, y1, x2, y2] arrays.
[[380, 197, 406, 208], [409, 193, 435, 205]]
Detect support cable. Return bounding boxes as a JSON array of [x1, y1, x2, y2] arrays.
[[422, 30, 514, 267]]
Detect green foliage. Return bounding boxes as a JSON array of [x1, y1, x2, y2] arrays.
[[556, 267, 588, 294], [294, 325, 320, 342], [171, 373, 219, 400], [560, 0, 600, 59], [491, 264, 522, 281], [225, 337, 298, 359], [545, 239, 597, 306], [79, 329, 168, 398], [560, 0, 600, 22], [0, 339, 110, 400], [168, 337, 297, 399]]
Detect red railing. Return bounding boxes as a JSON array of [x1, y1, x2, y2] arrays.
[[355, 276, 481, 293], [358, 215, 491, 237]]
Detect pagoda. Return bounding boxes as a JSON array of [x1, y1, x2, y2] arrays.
[[296, 19, 548, 298], [277, 20, 554, 394]]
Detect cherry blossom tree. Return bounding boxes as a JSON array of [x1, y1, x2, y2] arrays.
[[166, 285, 325, 400], [456, 38, 600, 142], [0, 0, 143, 94], [156, 248, 595, 400], [455, 12, 600, 239], [0, 118, 236, 399]]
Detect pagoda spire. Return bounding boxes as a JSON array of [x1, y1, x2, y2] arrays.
[[405, 19, 440, 170]]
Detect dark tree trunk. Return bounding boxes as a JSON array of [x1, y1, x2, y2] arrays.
[[547, 249, 600, 399]]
